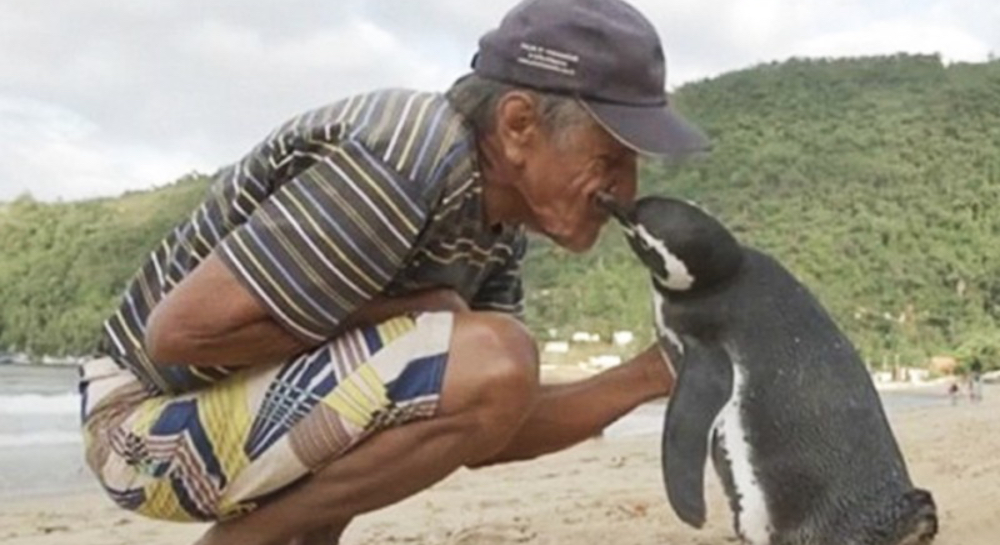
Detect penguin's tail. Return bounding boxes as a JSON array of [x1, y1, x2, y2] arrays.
[[885, 488, 938, 545]]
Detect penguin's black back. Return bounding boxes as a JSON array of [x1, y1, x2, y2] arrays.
[[668, 247, 923, 543]]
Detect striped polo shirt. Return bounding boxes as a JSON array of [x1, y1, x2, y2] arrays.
[[98, 89, 527, 395]]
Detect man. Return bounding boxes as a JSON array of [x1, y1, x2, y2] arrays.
[[79, 0, 709, 543]]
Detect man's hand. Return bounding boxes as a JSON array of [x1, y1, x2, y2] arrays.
[[335, 287, 469, 333], [637, 342, 676, 397], [417, 288, 470, 313]]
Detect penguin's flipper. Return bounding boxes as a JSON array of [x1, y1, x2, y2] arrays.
[[662, 339, 735, 528]]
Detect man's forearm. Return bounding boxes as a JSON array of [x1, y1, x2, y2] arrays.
[[149, 288, 469, 369], [472, 344, 673, 466], [147, 314, 312, 368]]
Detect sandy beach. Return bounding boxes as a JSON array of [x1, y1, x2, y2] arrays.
[[1, 384, 996, 545]]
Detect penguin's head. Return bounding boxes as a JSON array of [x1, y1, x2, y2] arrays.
[[597, 193, 744, 293]]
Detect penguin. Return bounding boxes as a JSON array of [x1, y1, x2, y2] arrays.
[[596, 193, 937, 545]]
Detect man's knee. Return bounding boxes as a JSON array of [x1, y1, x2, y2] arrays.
[[439, 312, 539, 431]]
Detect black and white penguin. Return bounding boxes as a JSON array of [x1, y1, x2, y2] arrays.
[[598, 194, 937, 545]]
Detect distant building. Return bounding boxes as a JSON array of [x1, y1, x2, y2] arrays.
[[872, 371, 893, 384], [898, 367, 930, 383], [612, 331, 635, 346], [543, 341, 570, 354], [929, 356, 958, 375], [586, 355, 622, 370]]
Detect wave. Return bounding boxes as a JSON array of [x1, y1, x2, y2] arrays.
[[0, 393, 79, 415], [0, 430, 82, 447]]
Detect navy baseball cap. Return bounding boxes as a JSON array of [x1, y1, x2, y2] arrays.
[[472, 0, 710, 156]]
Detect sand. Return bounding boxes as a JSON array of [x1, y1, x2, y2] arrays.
[[1, 385, 996, 545]]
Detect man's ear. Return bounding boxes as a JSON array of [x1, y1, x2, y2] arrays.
[[494, 91, 542, 166]]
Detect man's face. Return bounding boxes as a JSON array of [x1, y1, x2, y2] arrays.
[[517, 122, 637, 252]]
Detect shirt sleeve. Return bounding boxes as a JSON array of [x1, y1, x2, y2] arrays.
[[470, 234, 527, 318], [216, 139, 438, 343]]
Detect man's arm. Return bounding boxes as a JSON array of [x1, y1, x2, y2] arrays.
[[144, 252, 308, 368], [145, 252, 469, 368], [141, 130, 459, 368]]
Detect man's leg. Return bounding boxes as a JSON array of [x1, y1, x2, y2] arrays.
[[282, 345, 671, 544], [285, 521, 348, 545], [199, 319, 672, 545], [196, 312, 540, 545], [287, 345, 673, 544]]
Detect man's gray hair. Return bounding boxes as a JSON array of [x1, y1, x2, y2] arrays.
[[446, 73, 595, 139]]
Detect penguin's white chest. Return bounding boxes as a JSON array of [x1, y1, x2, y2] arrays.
[[652, 288, 684, 355], [712, 363, 773, 544]]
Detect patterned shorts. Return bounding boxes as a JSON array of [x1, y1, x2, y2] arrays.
[[79, 312, 453, 522]]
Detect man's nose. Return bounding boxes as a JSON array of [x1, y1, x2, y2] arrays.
[[615, 164, 638, 201]]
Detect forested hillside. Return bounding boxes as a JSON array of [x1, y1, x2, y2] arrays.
[[2, 55, 998, 367], [0, 177, 207, 356]]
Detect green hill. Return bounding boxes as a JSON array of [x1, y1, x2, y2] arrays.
[[0, 176, 207, 356], [2, 54, 998, 368]]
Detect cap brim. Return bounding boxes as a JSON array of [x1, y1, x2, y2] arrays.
[[580, 99, 710, 157]]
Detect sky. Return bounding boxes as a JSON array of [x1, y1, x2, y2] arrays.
[[1, 0, 997, 202]]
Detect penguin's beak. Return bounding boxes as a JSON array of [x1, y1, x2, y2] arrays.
[[595, 191, 633, 226]]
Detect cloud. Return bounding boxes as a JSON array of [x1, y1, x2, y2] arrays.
[[0, 97, 203, 201], [799, 20, 991, 61], [0, 1, 464, 201], [631, 0, 997, 84], [0, 0, 997, 201]]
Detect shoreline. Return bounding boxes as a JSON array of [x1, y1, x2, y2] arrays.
[[1, 390, 998, 544], [0, 368, 974, 504], [541, 363, 963, 393]]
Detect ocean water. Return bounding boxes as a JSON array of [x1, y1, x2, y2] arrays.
[[602, 385, 957, 439], [0, 363, 965, 500], [0, 364, 98, 500]]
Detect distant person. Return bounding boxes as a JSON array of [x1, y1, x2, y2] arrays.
[[969, 359, 984, 402], [949, 381, 961, 406], [76, 1, 709, 544]]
